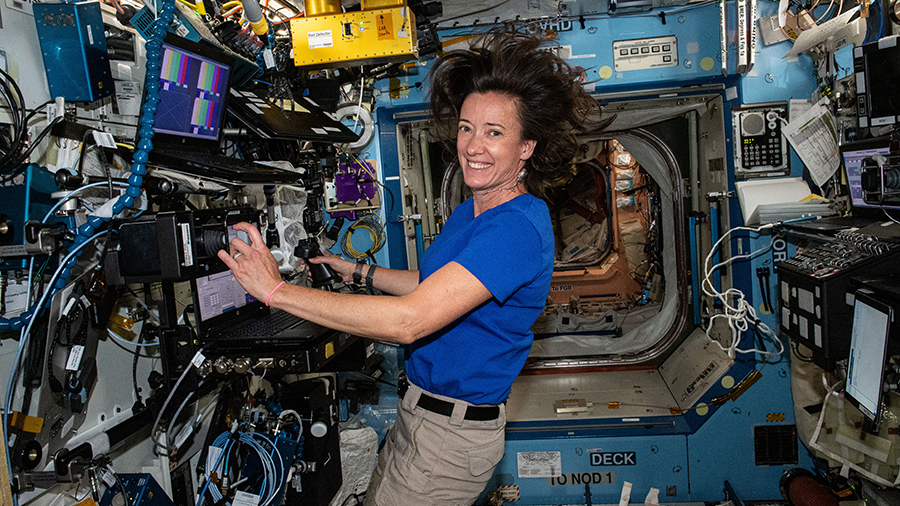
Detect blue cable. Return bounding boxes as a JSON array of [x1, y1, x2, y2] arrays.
[[2, 1, 177, 501], [196, 438, 233, 506]]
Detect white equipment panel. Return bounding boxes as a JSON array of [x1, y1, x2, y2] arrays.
[[612, 35, 678, 71]]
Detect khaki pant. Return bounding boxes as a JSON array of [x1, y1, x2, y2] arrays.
[[365, 380, 506, 506]]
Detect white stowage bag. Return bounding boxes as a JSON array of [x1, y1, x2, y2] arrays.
[[809, 387, 900, 486], [329, 426, 379, 506]]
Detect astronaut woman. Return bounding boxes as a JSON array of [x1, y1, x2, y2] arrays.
[[220, 27, 606, 506]]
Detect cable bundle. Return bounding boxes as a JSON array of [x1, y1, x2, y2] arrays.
[[2, 1, 178, 500], [701, 224, 785, 360], [340, 214, 386, 261], [198, 430, 289, 506], [0, 72, 60, 178]]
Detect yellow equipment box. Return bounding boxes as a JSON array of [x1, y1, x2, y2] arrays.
[[290, 7, 418, 69]]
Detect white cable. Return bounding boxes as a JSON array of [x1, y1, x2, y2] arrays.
[[150, 349, 203, 455], [43, 182, 130, 223], [108, 329, 159, 347], [701, 224, 785, 360], [335, 104, 375, 152], [165, 380, 204, 449], [278, 409, 304, 440], [354, 74, 364, 131]]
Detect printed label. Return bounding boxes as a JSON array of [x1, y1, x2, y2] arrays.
[[590, 451, 636, 466], [92, 131, 117, 149], [308, 30, 333, 49], [376, 13, 393, 40], [66, 345, 85, 371], [233, 491, 260, 506], [548, 471, 616, 486], [517, 451, 561, 478]]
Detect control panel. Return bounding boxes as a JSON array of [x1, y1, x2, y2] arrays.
[[778, 229, 900, 370], [612, 36, 678, 71], [732, 102, 790, 177], [197, 332, 366, 378], [780, 230, 900, 278]]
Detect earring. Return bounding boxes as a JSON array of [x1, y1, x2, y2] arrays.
[[517, 169, 527, 182]]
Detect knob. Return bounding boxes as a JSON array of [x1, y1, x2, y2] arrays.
[[233, 358, 251, 375], [214, 357, 234, 374]]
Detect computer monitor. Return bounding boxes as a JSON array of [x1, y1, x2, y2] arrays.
[[845, 291, 893, 430], [841, 137, 900, 211], [152, 34, 233, 145], [854, 37, 900, 128]]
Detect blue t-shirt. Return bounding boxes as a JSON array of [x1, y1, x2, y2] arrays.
[[405, 193, 554, 405]]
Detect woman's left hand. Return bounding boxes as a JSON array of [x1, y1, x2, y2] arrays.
[[216, 222, 283, 302]]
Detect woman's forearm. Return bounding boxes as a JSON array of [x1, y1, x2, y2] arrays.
[[364, 265, 420, 295]]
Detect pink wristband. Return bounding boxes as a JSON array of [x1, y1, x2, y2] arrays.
[[265, 281, 286, 307]]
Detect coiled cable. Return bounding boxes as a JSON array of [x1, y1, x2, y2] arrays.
[[340, 214, 386, 261]]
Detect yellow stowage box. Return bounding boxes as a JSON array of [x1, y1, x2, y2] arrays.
[[290, 7, 418, 69]]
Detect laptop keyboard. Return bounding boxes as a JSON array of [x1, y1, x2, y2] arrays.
[[227, 310, 302, 339]]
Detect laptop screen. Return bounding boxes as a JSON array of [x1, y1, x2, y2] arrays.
[[192, 223, 263, 330], [155, 40, 231, 142], [845, 292, 892, 424], [841, 137, 900, 211], [195, 269, 258, 323]]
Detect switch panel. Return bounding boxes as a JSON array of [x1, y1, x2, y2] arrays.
[[612, 35, 678, 71]]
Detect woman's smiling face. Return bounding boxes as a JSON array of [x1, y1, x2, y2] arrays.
[[457, 91, 536, 195]]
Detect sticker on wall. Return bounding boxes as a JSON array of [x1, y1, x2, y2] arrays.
[[548, 471, 616, 486], [517, 451, 561, 478], [377, 13, 393, 40], [590, 451, 636, 466]]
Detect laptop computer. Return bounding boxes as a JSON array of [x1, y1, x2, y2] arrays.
[[227, 88, 361, 142], [191, 267, 333, 349], [841, 136, 900, 214], [788, 138, 900, 235], [146, 34, 303, 185]]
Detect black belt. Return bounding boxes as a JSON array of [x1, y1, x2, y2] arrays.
[[398, 373, 500, 421], [416, 394, 500, 421]]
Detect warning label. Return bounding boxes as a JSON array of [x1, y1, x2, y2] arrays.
[[376, 14, 393, 40], [548, 471, 616, 486]]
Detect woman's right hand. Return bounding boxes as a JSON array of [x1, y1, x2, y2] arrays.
[[307, 251, 357, 284]]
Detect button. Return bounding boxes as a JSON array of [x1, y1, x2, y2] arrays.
[[662, 45, 671, 51], [652, 46, 661, 53], [663, 55, 672, 62], [620, 49, 629, 56], [630, 48, 639, 55], [641, 47, 650, 53]]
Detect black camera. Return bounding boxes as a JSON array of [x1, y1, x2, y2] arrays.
[[107, 207, 257, 284]]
